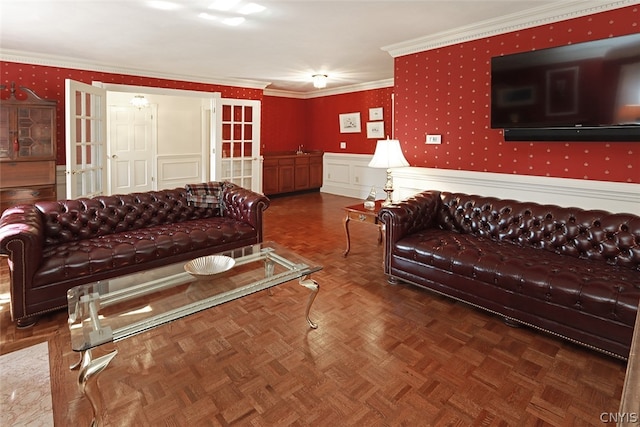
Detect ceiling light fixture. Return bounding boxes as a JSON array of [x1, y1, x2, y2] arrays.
[[130, 95, 149, 109], [312, 74, 328, 89]]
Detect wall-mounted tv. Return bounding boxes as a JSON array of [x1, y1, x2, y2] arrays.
[[491, 33, 640, 142]]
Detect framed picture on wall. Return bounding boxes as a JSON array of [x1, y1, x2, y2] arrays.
[[339, 112, 361, 133], [369, 107, 383, 120], [366, 121, 384, 139]]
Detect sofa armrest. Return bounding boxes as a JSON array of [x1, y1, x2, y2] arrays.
[[221, 183, 271, 241], [0, 204, 45, 320], [378, 190, 441, 274]]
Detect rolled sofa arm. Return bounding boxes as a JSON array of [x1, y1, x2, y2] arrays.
[[0, 204, 45, 321], [221, 183, 271, 241], [378, 190, 442, 275]]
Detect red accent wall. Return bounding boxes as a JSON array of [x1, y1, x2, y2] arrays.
[[262, 87, 394, 154], [261, 95, 308, 152], [306, 87, 395, 154], [394, 5, 640, 184], [0, 62, 263, 164]]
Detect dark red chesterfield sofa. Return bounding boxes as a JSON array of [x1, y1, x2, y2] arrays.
[[0, 182, 270, 327], [379, 190, 640, 360]]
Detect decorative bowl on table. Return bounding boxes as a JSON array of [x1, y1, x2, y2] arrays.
[[184, 255, 235, 278]]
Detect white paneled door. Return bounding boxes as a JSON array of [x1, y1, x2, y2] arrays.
[[108, 104, 156, 194], [65, 79, 107, 199], [211, 98, 261, 192]]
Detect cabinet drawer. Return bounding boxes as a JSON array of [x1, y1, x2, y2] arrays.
[[294, 156, 310, 165], [1, 185, 56, 202], [0, 185, 56, 213], [278, 158, 295, 166], [0, 161, 56, 187]]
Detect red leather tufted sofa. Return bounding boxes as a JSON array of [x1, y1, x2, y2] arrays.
[[0, 182, 270, 327], [379, 190, 640, 360]]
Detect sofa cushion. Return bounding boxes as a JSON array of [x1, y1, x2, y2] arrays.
[[32, 217, 256, 286], [393, 229, 639, 326]]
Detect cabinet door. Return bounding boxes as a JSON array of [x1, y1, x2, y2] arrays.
[[17, 106, 55, 158], [309, 157, 323, 189], [294, 157, 310, 190], [262, 158, 279, 195], [278, 164, 295, 193], [0, 104, 12, 160]]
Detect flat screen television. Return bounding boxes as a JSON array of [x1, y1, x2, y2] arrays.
[[491, 33, 640, 141]]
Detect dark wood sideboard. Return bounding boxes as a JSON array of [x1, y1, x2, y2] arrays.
[[263, 151, 323, 196]]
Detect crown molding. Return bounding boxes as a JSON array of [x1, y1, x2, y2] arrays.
[[382, 0, 638, 58], [264, 79, 394, 99], [0, 49, 271, 90]]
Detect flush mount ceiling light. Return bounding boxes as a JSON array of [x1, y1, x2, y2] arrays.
[[130, 95, 149, 109], [312, 74, 328, 89]]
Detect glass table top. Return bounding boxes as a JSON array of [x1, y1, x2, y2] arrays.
[[67, 241, 322, 351]]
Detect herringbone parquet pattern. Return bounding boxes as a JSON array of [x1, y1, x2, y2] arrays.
[[0, 192, 628, 426]]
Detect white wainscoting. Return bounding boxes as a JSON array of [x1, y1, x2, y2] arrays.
[[320, 154, 640, 214], [56, 155, 203, 198], [56, 166, 66, 199], [321, 153, 387, 199], [156, 155, 203, 190], [392, 167, 640, 214]]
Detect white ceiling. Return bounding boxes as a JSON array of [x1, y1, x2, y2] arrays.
[[0, 0, 608, 94]]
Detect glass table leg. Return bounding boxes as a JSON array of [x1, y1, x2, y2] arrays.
[[76, 348, 118, 427], [299, 275, 319, 329]]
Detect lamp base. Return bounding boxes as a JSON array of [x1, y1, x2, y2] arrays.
[[382, 188, 394, 206]]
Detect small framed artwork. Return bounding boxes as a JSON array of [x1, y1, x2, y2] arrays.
[[369, 107, 383, 121], [366, 121, 385, 139], [339, 112, 361, 133]]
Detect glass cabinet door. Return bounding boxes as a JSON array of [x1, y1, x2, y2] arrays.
[[16, 106, 55, 158]]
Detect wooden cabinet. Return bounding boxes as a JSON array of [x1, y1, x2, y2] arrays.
[[262, 152, 323, 195], [0, 83, 57, 213]]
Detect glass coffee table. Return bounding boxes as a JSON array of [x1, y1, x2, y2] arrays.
[[67, 241, 321, 426]]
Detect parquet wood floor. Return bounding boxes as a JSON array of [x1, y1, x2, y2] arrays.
[[0, 191, 628, 426]]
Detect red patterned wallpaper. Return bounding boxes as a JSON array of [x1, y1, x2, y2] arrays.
[[261, 96, 308, 152], [395, 5, 640, 183], [0, 62, 263, 164], [305, 87, 395, 154]]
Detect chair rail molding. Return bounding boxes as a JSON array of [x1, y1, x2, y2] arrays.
[[392, 167, 639, 214]]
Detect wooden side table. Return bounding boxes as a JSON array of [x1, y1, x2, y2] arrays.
[[343, 200, 384, 257]]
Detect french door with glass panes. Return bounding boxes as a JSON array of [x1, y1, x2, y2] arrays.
[[65, 79, 107, 199], [211, 98, 261, 192]]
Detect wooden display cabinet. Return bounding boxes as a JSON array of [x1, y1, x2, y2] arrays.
[[0, 83, 57, 213]]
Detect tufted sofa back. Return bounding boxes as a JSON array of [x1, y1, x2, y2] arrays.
[[35, 187, 222, 247], [438, 192, 640, 270]]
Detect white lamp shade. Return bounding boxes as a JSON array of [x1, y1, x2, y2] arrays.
[[368, 139, 409, 169]]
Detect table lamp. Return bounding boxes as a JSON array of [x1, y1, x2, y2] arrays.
[[368, 138, 409, 206]]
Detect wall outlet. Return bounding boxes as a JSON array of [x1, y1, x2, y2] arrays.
[[426, 134, 442, 144], [340, 141, 347, 149]]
